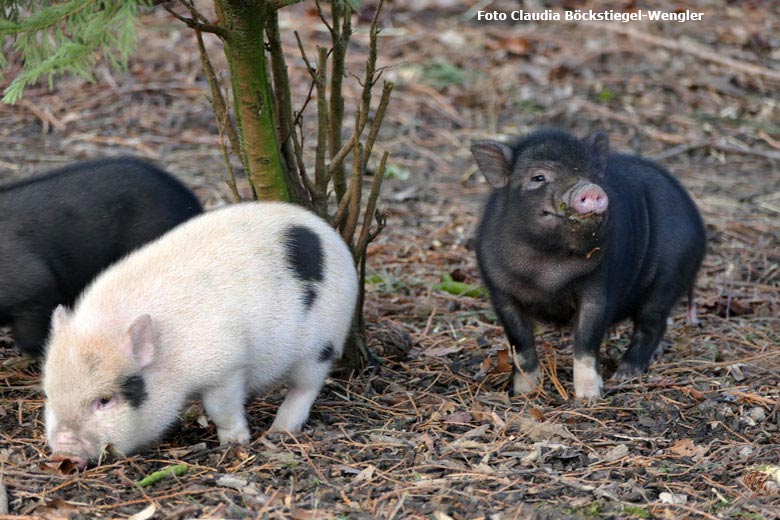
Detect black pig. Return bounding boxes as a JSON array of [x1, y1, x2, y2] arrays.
[[0, 157, 202, 357], [472, 129, 706, 399]]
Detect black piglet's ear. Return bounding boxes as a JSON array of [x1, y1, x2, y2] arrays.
[[584, 131, 609, 178], [471, 140, 513, 189]]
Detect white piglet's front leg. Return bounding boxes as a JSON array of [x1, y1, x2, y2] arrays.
[[202, 375, 251, 444]]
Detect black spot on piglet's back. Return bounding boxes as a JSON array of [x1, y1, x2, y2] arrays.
[[304, 287, 318, 308], [120, 374, 148, 408], [285, 226, 324, 283], [285, 226, 324, 309], [318, 342, 336, 363]]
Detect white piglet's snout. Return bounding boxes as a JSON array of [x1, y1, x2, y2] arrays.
[[42, 202, 358, 464]]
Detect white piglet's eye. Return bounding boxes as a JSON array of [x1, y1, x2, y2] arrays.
[[91, 394, 117, 411]]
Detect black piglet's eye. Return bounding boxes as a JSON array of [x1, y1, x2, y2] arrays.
[[531, 174, 546, 182]]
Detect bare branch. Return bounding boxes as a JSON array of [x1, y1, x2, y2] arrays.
[[355, 150, 389, 258], [361, 81, 393, 170], [328, 124, 364, 176], [164, 3, 229, 39], [292, 119, 315, 199], [342, 110, 363, 244], [292, 78, 316, 131], [314, 0, 334, 37], [267, 9, 309, 206], [294, 31, 316, 77], [330, 182, 353, 230], [357, 0, 386, 129], [273, 0, 304, 11], [313, 47, 330, 217], [177, 0, 209, 24], [328, 0, 352, 204], [215, 103, 241, 203], [191, 11, 241, 201]]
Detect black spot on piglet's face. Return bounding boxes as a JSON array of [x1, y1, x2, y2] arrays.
[[318, 342, 335, 363], [120, 374, 148, 409], [284, 226, 324, 283]]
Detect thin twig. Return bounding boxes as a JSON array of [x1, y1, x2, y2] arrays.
[[313, 47, 330, 217], [272, 0, 304, 11], [355, 151, 389, 259], [267, 9, 309, 206], [327, 0, 352, 203], [342, 110, 363, 245], [163, 3, 228, 39], [192, 22, 240, 201], [361, 82, 394, 171]]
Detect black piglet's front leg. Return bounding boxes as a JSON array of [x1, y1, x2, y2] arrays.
[[572, 296, 609, 400], [491, 290, 539, 395]]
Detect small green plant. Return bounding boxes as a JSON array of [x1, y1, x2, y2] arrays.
[[434, 272, 488, 298], [383, 163, 412, 180], [597, 88, 616, 102], [420, 59, 467, 89], [584, 502, 601, 517], [365, 266, 408, 294], [136, 464, 188, 487], [623, 505, 651, 519]]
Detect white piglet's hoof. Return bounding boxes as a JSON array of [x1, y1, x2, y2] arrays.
[[217, 425, 251, 445]]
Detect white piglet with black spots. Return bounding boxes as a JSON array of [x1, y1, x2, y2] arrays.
[[42, 202, 358, 468]]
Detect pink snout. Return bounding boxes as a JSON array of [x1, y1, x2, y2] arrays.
[[570, 183, 608, 215], [52, 432, 88, 470], [51, 452, 88, 471]]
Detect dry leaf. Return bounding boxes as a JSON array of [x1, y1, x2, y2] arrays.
[[490, 348, 513, 374], [529, 407, 546, 421], [669, 438, 707, 459], [443, 411, 473, 424], [33, 498, 79, 520], [463, 424, 490, 438], [485, 35, 532, 56], [217, 475, 248, 490], [603, 444, 629, 462], [659, 492, 687, 504], [2, 356, 34, 369], [128, 504, 156, 520], [442, 438, 488, 453], [470, 408, 506, 430], [39, 457, 79, 476], [505, 415, 576, 442], [352, 464, 376, 485], [291, 508, 333, 520], [423, 344, 464, 357]]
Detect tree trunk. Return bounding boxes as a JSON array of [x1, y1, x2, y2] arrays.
[[214, 0, 289, 201]]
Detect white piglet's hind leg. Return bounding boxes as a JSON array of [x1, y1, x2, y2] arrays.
[[270, 344, 336, 432], [202, 375, 251, 444]]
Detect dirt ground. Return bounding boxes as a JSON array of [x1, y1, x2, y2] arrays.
[[1, 0, 779, 518]]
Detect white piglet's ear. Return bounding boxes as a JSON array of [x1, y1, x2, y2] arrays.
[[126, 314, 155, 369], [50, 305, 69, 334]]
